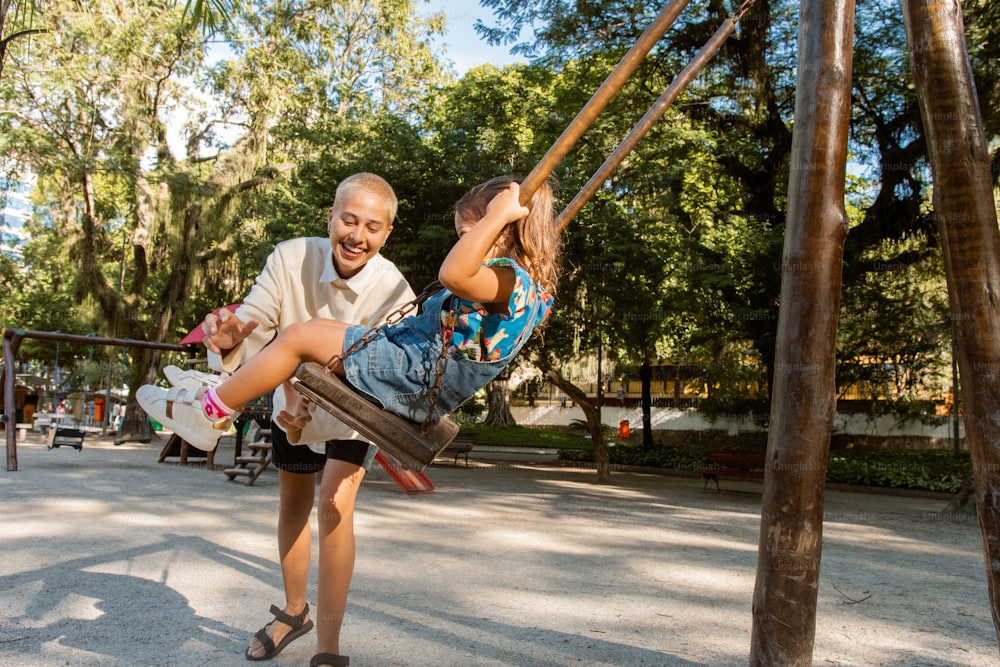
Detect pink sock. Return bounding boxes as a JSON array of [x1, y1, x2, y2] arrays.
[[202, 387, 236, 419]]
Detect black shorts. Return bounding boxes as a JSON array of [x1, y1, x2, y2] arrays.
[[269, 421, 376, 474]]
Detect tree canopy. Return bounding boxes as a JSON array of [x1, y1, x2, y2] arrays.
[[2, 0, 998, 438]]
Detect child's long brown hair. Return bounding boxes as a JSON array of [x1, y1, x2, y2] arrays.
[[455, 176, 562, 295]]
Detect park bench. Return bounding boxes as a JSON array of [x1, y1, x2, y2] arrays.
[[47, 427, 86, 452], [438, 432, 475, 466], [694, 449, 767, 492]]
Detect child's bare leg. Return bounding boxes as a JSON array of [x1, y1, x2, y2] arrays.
[[215, 319, 348, 410]]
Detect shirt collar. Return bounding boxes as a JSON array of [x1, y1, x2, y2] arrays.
[[320, 251, 382, 294]]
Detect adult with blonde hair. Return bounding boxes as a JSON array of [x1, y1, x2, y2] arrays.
[[142, 176, 561, 667], [158, 172, 413, 666]]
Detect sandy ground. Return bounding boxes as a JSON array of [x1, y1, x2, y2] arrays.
[[1, 432, 997, 666]]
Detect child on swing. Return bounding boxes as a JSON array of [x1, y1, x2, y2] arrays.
[[139, 177, 560, 452]]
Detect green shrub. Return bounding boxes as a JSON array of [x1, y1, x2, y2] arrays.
[[826, 449, 970, 492], [469, 424, 971, 493], [559, 442, 971, 493], [558, 442, 719, 472], [463, 424, 588, 449]]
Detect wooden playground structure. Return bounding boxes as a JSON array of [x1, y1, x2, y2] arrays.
[[3, 0, 999, 664]]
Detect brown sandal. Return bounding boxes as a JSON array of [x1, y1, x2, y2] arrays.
[[310, 653, 349, 666]]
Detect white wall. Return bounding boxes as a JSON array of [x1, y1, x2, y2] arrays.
[[511, 405, 962, 439]]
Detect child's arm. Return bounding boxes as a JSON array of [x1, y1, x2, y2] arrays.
[[438, 182, 528, 307]]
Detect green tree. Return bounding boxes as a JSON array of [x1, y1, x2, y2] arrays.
[[200, 0, 450, 292], [476, 0, 1000, 424], [836, 241, 951, 418], [1, 0, 450, 438], [0, 0, 51, 80], [0, 0, 214, 431], [479, 0, 794, 406]]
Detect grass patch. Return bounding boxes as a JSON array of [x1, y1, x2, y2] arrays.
[[465, 424, 972, 493], [826, 449, 970, 493], [559, 440, 970, 493], [462, 424, 590, 450]]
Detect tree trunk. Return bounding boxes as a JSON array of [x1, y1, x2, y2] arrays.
[[903, 0, 1000, 643], [640, 361, 654, 447], [483, 377, 516, 426], [118, 347, 160, 443], [542, 367, 610, 483], [750, 0, 855, 664]]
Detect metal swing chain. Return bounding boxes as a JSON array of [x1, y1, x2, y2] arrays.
[[318, 279, 453, 430], [321, 280, 442, 371], [424, 303, 458, 428]]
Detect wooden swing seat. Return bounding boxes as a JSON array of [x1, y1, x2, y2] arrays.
[[293, 362, 459, 472]]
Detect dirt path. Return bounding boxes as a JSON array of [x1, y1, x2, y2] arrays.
[[0, 434, 995, 666]]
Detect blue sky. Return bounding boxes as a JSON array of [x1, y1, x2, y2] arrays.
[[422, 0, 525, 73]]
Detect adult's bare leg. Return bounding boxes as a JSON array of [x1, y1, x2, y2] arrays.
[[246, 468, 317, 659], [314, 457, 366, 660]]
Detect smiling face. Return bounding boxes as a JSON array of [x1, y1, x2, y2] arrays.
[[328, 189, 394, 278]]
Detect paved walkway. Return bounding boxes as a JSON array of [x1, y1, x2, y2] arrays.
[[0, 433, 997, 666]]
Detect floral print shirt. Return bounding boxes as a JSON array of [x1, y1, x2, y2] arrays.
[[442, 258, 553, 361]]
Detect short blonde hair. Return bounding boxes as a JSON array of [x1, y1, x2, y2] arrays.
[[332, 172, 398, 223]]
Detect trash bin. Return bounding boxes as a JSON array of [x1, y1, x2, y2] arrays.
[[618, 420, 630, 439]]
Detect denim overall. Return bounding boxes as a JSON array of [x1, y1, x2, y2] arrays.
[[342, 286, 544, 423]]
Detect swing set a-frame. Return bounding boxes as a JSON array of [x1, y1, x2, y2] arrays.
[[294, 0, 1000, 662], [293, 0, 754, 472], [3, 0, 998, 662]]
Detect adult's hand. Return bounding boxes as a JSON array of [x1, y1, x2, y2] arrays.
[[275, 381, 315, 444], [202, 309, 259, 356]]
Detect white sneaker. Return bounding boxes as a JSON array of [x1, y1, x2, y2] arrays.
[[162, 365, 225, 392], [136, 384, 232, 451]]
